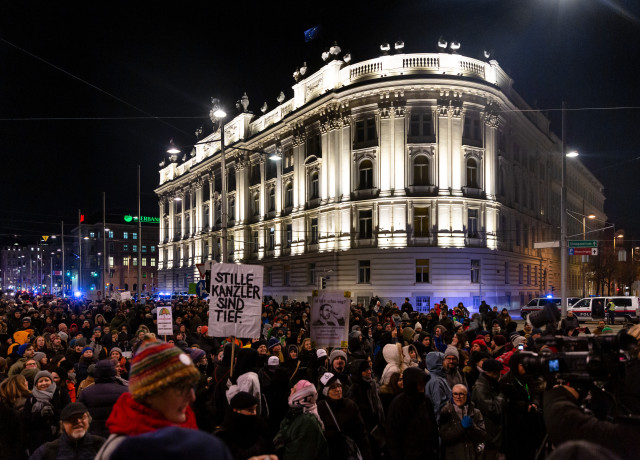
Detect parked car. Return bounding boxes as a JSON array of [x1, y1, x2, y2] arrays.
[[520, 297, 580, 320], [567, 296, 640, 323]]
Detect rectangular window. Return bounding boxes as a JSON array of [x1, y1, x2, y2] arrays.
[[151, 245, 156, 253], [284, 148, 294, 169], [526, 265, 531, 285], [415, 296, 431, 313], [359, 210, 373, 239], [414, 207, 430, 237], [132, 233, 138, 240], [309, 263, 317, 285], [133, 258, 138, 266], [505, 262, 510, 284], [533, 266, 537, 286], [416, 259, 430, 283], [306, 134, 321, 157], [519, 264, 524, 284], [467, 209, 479, 238], [515, 221, 521, 246], [310, 218, 318, 244], [286, 224, 292, 248], [123, 257, 129, 266], [266, 267, 272, 286], [142, 258, 147, 267], [151, 258, 156, 266], [268, 227, 275, 250], [123, 244, 129, 252], [108, 231, 114, 238], [354, 117, 377, 144], [409, 113, 432, 138], [252, 231, 259, 252], [284, 265, 291, 286], [358, 260, 371, 283], [109, 256, 114, 267], [90, 232, 95, 238], [471, 260, 480, 283], [133, 245, 138, 253], [142, 245, 147, 253], [123, 232, 128, 239]]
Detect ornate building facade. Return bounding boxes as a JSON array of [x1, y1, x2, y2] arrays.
[[155, 49, 605, 311]]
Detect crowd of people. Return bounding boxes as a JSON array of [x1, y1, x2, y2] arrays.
[[0, 293, 637, 459]]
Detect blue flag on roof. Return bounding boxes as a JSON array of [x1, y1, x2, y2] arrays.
[[304, 25, 321, 42]]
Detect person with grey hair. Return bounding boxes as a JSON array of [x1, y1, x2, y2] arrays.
[[439, 383, 487, 459]]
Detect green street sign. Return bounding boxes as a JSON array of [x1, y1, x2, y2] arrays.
[[569, 240, 598, 248]]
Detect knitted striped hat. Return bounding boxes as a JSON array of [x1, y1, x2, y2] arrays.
[[129, 341, 200, 401]]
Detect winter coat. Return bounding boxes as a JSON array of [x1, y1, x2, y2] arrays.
[[424, 352, 451, 417], [317, 397, 372, 460], [385, 368, 439, 460], [380, 343, 407, 385], [215, 409, 274, 460], [471, 374, 505, 450], [29, 431, 105, 460], [346, 373, 385, 432], [77, 378, 129, 438], [274, 407, 329, 460], [439, 401, 486, 460], [23, 384, 67, 454]]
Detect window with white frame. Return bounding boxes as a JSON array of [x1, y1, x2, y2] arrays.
[[358, 160, 373, 189], [359, 210, 373, 239], [358, 260, 371, 283], [413, 156, 430, 186], [310, 218, 318, 244], [286, 223, 292, 247], [309, 171, 319, 199], [285, 183, 293, 208], [466, 158, 479, 188], [471, 260, 480, 283], [283, 265, 291, 286], [409, 112, 433, 138], [416, 259, 430, 283], [467, 209, 479, 238], [268, 188, 276, 212], [414, 207, 430, 237], [309, 263, 317, 285], [268, 227, 275, 250]]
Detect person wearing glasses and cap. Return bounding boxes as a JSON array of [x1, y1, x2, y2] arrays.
[[30, 402, 105, 460], [439, 384, 487, 459]]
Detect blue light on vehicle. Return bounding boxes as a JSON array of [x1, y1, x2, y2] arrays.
[[74, 291, 82, 298], [546, 294, 553, 299]]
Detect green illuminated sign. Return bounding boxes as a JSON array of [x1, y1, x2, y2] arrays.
[[123, 215, 160, 224]]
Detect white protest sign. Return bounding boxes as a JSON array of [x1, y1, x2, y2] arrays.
[[207, 263, 263, 338], [157, 305, 174, 336], [311, 291, 350, 348]]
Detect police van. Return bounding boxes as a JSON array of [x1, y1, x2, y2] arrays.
[[567, 296, 640, 323], [520, 297, 580, 320]]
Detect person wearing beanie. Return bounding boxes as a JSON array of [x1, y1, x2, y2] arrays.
[[273, 380, 328, 460], [471, 359, 506, 458], [258, 353, 291, 441], [74, 345, 97, 387], [386, 367, 439, 459], [78, 359, 128, 438], [345, 359, 385, 454], [267, 337, 284, 363], [328, 349, 352, 392], [511, 335, 527, 350], [443, 346, 467, 390], [215, 391, 274, 459], [98, 339, 201, 455], [8, 343, 35, 377], [464, 350, 492, 390], [24, 369, 67, 453], [317, 371, 372, 460]]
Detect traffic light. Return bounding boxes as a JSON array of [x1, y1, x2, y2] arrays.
[[321, 277, 326, 289]]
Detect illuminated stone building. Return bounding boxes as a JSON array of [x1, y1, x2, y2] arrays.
[[155, 46, 604, 311]]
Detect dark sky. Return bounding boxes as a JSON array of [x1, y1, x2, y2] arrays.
[[1, 0, 639, 243]]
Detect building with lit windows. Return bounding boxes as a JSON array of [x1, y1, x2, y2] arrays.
[[155, 46, 605, 311]]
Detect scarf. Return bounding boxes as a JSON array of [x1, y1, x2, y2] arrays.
[[106, 392, 198, 436], [31, 382, 57, 414], [288, 380, 323, 428]]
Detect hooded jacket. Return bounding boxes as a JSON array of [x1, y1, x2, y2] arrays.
[[424, 352, 452, 417], [380, 343, 406, 385]]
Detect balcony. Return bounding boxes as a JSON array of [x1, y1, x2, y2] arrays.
[[462, 187, 485, 199], [351, 188, 379, 201], [406, 185, 437, 197]]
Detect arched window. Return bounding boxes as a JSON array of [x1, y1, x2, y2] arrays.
[[466, 158, 478, 188], [309, 171, 319, 199], [359, 160, 373, 189], [413, 156, 430, 186]]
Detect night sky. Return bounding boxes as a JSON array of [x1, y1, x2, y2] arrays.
[[1, 1, 639, 244]]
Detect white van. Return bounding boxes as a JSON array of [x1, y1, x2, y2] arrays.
[[520, 297, 580, 320], [567, 296, 640, 323]]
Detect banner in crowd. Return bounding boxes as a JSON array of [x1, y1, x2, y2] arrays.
[[311, 291, 350, 348], [157, 305, 173, 336], [208, 263, 264, 338]]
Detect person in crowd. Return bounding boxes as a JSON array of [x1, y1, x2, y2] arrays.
[[386, 367, 438, 460], [96, 338, 201, 456], [424, 351, 452, 418], [346, 359, 385, 458], [560, 310, 580, 336], [443, 346, 467, 390], [78, 359, 128, 438], [274, 379, 329, 460], [0, 374, 30, 459], [29, 402, 105, 460], [215, 391, 274, 459], [24, 370, 68, 454], [9, 343, 35, 376], [439, 383, 487, 459], [378, 371, 403, 416], [317, 372, 372, 460], [471, 359, 506, 460], [267, 337, 284, 362], [380, 343, 407, 385], [328, 349, 352, 392], [433, 325, 448, 352], [490, 335, 508, 358]]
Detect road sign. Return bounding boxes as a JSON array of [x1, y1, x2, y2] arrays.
[[534, 241, 559, 248], [196, 263, 205, 277], [569, 240, 598, 248], [569, 247, 598, 256], [196, 280, 208, 297]]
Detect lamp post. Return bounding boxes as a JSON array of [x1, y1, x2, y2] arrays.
[[210, 105, 228, 263], [582, 213, 596, 297]]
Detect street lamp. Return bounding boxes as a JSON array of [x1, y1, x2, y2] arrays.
[[210, 103, 228, 263], [581, 213, 596, 297]]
